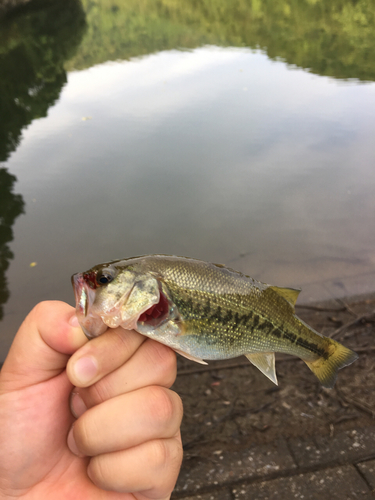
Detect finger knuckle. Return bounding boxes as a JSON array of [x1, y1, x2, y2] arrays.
[[149, 438, 183, 495], [31, 301, 47, 316], [146, 341, 177, 386], [112, 327, 140, 353], [173, 392, 183, 426], [168, 438, 184, 481], [147, 386, 175, 425], [149, 439, 170, 469], [75, 414, 97, 455], [30, 301, 55, 321], [88, 378, 111, 405], [88, 456, 110, 489]]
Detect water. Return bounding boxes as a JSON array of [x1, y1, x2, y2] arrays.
[[1, 0, 375, 361]]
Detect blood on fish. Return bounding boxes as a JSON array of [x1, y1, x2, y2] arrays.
[[83, 271, 98, 289], [139, 290, 169, 323]]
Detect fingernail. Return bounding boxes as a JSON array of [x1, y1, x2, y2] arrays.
[[73, 356, 98, 385], [69, 314, 80, 327], [70, 391, 88, 418], [67, 425, 85, 457]]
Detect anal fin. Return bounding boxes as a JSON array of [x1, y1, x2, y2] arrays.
[[175, 349, 208, 365], [246, 352, 278, 385]]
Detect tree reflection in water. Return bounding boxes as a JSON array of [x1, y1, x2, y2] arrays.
[[0, 0, 86, 317], [0, 170, 25, 320]]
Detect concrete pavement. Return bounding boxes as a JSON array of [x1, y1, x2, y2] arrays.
[[172, 424, 375, 499]]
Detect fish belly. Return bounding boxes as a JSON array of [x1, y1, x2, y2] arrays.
[[180, 314, 324, 361]]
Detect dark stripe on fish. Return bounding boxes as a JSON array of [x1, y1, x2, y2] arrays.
[[234, 312, 241, 328], [222, 309, 233, 324], [257, 319, 274, 334], [281, 328, 327, 358], [252, 315, 260, 331], [210, 306, 222, 322], [296, 337, 327, 358], [283, 331, 297, 344], [185, 297, 194, 311], [204, 299, 211, 316], [194, 302, 202, 315], [241, 311, 253, 326], [270, 327, 282, 339]]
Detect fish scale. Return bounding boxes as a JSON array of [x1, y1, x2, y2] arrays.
[[164, 275, 308, 357], [168, 286, 302, 358], [72, 254, 358, 388]]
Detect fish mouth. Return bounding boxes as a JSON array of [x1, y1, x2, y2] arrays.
[[138, 287, 170, 327], [72, 273, 90, 317], [71, 272, 106, 338]]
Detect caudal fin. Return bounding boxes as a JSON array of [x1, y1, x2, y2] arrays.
[[303, 340, 358, 389]]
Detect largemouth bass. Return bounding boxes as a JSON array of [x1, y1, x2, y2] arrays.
[[72, 255, 358, 388]]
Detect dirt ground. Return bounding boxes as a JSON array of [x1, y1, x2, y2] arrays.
[[172, 293, 375, 459]]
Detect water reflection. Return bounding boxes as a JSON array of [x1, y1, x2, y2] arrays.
[[0, 169, 24, 320], [0, 0, 86, 163], [68, 0, 375, 82], [0, 0, 86, 319], [1, 0, 375, 363]]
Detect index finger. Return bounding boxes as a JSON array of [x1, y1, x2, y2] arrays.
[[66, 327, 146, 388], [71, 338, 177, 414], [0, 301, 87, 394]]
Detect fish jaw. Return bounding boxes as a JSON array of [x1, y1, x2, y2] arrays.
[[71, 272, 108, 338], [71, 266, 151, 337]]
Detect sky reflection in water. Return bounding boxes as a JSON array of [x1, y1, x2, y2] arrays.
[[2, 46, 375, 360]]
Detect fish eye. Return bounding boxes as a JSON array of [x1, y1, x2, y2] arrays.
[[96, 268, 116, 286]]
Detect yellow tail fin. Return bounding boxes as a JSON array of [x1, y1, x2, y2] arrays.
[[304, 339, 358, 389]]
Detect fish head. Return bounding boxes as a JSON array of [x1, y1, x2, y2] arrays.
[[71, 262, 137, 339]]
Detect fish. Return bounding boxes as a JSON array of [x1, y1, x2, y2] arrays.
[[71, 255, 358, 388]]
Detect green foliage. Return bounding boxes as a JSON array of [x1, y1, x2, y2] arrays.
[[0, 0, 87, 162], [66, 0, 375, 81]]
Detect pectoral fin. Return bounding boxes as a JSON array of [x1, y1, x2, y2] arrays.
[[245, 352, 278, 385], [175, 349, 208, 365]]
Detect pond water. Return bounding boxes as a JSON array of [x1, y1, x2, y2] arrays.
[[1, 0, 375, 361]]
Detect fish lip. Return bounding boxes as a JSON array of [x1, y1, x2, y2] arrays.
[[72, 272, 95, 318], [72, 272, 108, 339], [72, 273, 86, 315]]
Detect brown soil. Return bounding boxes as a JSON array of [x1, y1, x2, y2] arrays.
[[172, 294, 375, 458]]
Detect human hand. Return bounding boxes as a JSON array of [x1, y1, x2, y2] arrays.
[[0, 301, 183, 500]]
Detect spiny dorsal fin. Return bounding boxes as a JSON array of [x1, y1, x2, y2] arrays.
[[269, 285, 301, 310], [246, 352, 278, 385]]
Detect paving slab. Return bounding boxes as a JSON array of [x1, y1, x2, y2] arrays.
[[287, 435, 324, 468], [288, 427, 375, 468], [231, 465, 373, 500], [357, 459, 375, 492], [174, 439, 295, 495]]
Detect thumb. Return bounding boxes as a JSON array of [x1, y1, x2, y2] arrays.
[[0, 301, 87, 394]]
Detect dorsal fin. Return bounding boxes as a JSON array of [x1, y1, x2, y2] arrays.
[[269, 285, 301, 310], [245, 352, 278, 385]]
